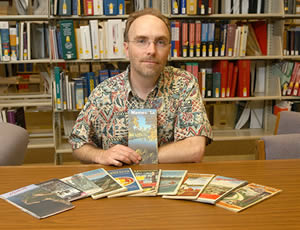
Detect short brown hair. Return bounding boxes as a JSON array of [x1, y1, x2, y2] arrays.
[[124, 8, 171, 42]]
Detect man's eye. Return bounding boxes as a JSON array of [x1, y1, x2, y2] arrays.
[[157, 40, 167, 46], [137, 39, 147, 44]]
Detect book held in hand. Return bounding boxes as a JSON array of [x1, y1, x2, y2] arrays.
[[81, 168, 126, 199], [0, 184, 74, 219], [128, 109, 158, 164], [163, 173, 215, 200], [157, 170, 187, 195], [216, 183, 282, 212], [195, 176, 248, 204]]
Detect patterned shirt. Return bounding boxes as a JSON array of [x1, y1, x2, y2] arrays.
[[69, 66, 212, 150]]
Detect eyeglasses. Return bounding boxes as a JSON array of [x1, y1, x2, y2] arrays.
[[128, 38, 170, 49]]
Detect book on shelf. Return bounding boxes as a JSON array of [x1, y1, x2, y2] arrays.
[[0, 184, 74, 219], [162, 173, 215, 200], [80, 168, 126, 199], [36, 178, 87, 202], [157, 170, 187, 196], [59, 20, 77, 60], [195, 175, 248, 204], [128, 109, 158, 164], [131, 169, 162, 196], [216, 183, 282, 212], [107, 168, 143, 198]]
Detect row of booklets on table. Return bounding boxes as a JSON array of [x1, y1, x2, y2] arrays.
[[0, 168, 282, 219]]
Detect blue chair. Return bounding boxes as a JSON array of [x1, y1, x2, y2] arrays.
[[257, 111, 300, 160]]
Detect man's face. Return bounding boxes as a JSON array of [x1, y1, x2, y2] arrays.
[[124, 15, 171, 80]]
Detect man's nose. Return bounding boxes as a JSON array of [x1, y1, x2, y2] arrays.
[[146, 41, 156, 54]]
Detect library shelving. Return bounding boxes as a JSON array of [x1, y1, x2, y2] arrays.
[[0, 0, 299, 164]]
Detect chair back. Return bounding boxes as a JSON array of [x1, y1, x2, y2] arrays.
[[0, 122, 29, 166]]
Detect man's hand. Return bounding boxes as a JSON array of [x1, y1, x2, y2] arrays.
[[93, 145, 142, 167]]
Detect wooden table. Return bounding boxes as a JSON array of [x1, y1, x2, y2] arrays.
[[1, 160, 300, 230]]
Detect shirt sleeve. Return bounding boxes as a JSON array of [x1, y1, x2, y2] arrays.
[[174, 71, 213, 142], [68, 96, 101, 150]]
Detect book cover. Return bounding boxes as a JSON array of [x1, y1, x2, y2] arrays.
[[0, 21, 10, 61], [0, 184, 74, 219], [59, 20, 77, 60], [58, 0, 72, 16], [37, 178, 87, 201], [61, 174, 103, 196], [9, 27, 17, 61], [195, 175, 248, 204], [216, 183, 282, 212], [107, 168, 143, 198], [82, 168, 126, 199], [103, 0, 118, 15], [157, 170, 187, 195], [163, 173, 215, 200], [131, 169, 162, 196], [128, 109, 158, 164]]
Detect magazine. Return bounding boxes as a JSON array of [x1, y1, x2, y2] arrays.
[[81, 168, 126, 199], [163, 173, 215, 200], [216, 183, 282, 212], [107, 168, 143, 198], [131, 169, 162, 196], [0, 184, 74, 219], [157, 170, 187, 195]]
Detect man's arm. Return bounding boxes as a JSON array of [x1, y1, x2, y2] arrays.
[[158, 136, 206, 163], [73, 144, 141, 166]]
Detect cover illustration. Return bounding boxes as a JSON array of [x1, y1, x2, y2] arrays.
[[36, 178, 86, 201], [108, 168, 142, 197], [0, 184, 74, 219], [61, 174, 103, 196], [81, 168, 126, 199], [157, 170, 187, 195], [132, 169, 162, 196], [216, 183, 282, 212], [196, 176, 248, 204], [128, 109, 158, 164], [163, 173, 215, 200]]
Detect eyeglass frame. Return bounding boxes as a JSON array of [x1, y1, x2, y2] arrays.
[[127, 37, 171, 49]]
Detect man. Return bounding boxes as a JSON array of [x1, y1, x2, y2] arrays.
[[69, 8, 212, 166]]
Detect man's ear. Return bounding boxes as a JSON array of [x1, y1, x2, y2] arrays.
[[124, 42, 129, 58]]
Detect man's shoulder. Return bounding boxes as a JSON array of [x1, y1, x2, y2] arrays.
[[163, 66, 198, 89], [96, 71, 127, 93]]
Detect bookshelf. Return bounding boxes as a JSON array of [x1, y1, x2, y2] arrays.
[[0, 0, 299, 164]]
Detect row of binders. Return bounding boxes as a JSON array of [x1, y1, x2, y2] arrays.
[[53, 66, 121, 110], [180, 60, 266, 98], [170, 20, 267, 58], [50, 19, 125, 60], [0, 167, 282, 219], [274, 61, 300, 97], [283, 26, 300, 56], [51, 0, 126, 16]]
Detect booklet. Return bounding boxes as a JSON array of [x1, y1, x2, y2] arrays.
[[61, 174, 103, 196], [81, 168, 127, 199], [157, 170, 187, 196], [128, 109, 158, 164], [107, 168, 143, 198], [0, 184, 74, 219], [131, 169, 162, 196], [195, 176, 248, 204], [216, 183, 282, 212], [163, 173, 215, 200], [37, 178, 87, 201]]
